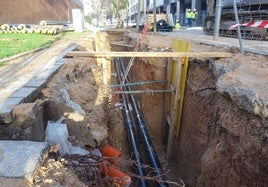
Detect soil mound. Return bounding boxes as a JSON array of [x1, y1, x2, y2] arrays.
[[0, 0, 83, 24]]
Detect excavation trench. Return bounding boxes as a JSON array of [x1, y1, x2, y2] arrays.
[[100, 31, 268, 187], [3, 31, 268, 187]]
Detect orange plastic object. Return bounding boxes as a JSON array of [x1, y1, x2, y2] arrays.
[[114, 87, 122, 103], [100, 144, 122, 158], [101, 163, 131, 187]]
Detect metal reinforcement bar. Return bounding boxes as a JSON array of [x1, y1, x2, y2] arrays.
[[110, 80, 167, 88], [66, 51, 232, 58], [113, 89, 174, 94], [114, 59, 148, 187], [119, 58, 168, 187]]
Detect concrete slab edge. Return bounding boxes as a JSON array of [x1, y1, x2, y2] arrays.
[[0, 141, 48, 183], [0, 43, 77, 124]]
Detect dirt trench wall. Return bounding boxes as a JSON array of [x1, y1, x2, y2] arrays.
[[0, 102, 45, 141], [173, 58, 268, 187], [129, 57, 167, 144], [121, 33, 268, 187], [0, 55, 109, 149]]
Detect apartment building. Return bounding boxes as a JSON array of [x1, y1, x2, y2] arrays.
[[128, 0, 147, 23]]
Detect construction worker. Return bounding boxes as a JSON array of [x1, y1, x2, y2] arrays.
[[192, 9, 198, 27], [186, 9, 193, 27], [174, 20, 181, 30]]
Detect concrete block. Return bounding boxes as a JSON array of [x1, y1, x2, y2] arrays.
[[10, 87, 38, 103], [0, 98, 24, 123], [38, 64, 62, 80], [0, 140, 47, 180], [56, 58, 65, 65], [25, 78, 47, 89]]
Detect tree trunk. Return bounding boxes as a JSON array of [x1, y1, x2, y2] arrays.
[[126, 1, 129, 28], [153, 0, 157, 34], [136, 0, 141, 32], [208, 0, 215, 16]]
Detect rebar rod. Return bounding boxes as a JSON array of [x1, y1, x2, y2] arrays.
[[119, 40, 139, 88], [110, 80, 167, 88], [113, 89, 174, 94]]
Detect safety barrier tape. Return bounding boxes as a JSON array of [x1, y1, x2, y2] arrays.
[[229, 20, 268, 30]]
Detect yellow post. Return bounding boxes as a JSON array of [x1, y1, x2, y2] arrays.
[[172, 39, 190, 137], [166, 39, 190, 159]]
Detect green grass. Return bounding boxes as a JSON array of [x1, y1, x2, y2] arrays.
[[0, 31, 91, 66], [0, 33, 62, 64]]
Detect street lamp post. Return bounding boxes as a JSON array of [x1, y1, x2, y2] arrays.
[[214, 0, 222, 39], [232, 0, 244, 53], [192, 0, 196, 9]]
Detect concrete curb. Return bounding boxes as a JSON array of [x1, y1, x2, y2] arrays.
[[0, 43, 77, 123]]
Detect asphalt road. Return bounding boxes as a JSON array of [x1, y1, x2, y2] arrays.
[[161, 27, 268, 55]]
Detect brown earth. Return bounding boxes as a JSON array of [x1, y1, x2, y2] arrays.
[[122, 32, 268, 187], [0, 0, 82, 24], [0, 28, 267, 186]]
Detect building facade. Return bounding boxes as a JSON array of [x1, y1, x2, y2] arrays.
[[129, 0, 208, 26], [129, 0, 147, 23]]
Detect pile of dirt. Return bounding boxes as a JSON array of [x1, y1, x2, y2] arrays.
[[0, 0, 83, 24]]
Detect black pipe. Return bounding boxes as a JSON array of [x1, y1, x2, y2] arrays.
[[114, 58, 148, 187], [119, 57, 168, 187]]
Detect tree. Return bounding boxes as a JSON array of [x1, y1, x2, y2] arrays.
[[106, 0, 128, 25], [90, 0, 105, 27], [207, 0, 215, 16], [136, 0, 141, 32], [153, 0, 156, 34]]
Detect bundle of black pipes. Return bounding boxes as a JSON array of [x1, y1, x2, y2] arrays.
[[114, 58, 148, 187], [114, 57, 168, 187]]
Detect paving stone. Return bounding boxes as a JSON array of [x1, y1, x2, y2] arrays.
[[10, 87, 38, 102], [25, 78, 47, 89], [0, 140, 47, 180], [56, 58, 65, 65], [38, 65, 62, 80]]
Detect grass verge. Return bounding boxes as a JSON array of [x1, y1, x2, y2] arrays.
[[0, 33, 62, 65], [0, 31, 91, 66]]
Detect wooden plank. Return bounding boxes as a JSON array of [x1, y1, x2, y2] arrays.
[[110, 42, 134, 48], [66, 51, 231, 58], [167, 58, 181, 159], [167, 39, 190, 160], [173, 39, 190, 137]]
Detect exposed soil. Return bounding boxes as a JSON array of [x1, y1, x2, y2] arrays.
[[0, 28, 267, 187], [2, 1, 267, 187], [32, 55, 111, 186], [121, 31, 268, 187], [176, 58, 268, 187]]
